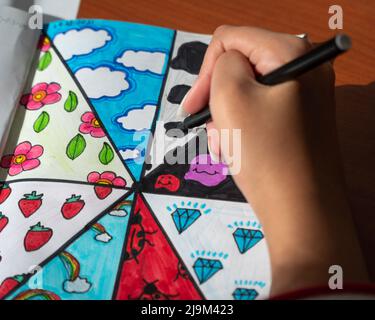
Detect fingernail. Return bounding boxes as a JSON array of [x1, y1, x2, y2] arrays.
[[207, 137, 220, 163], [176, 90, 190, 119], [296, 33, 308, 40]]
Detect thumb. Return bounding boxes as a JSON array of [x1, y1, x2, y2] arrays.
[[208, 50, 258, 160]]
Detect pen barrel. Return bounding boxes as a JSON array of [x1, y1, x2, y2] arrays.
[[257, 34, 351, 85], [183, 108, 211, 129]]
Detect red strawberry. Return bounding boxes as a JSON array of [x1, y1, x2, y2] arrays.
[[24, 222, 53, 252], [0, 275, 24, 299], [0, 213, 8, 233], [94, 186, 112, 200], [0, 183, 11, 204], [18, 191, 43, 218], [61, 194, 85, 220]]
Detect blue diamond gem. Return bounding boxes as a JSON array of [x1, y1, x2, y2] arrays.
[[233, 228, 264, 254], [232, 288, 259, 300], [193, 258, 223, 284], [172, 208, 201, 234]]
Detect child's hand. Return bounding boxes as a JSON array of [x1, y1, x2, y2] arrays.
[[182, 26, 368, 295]]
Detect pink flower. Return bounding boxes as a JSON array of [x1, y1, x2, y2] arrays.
[[20, 82, 62, 111], [87, 171, 126, 187], [38, 36, 51, 52], [79, 112, 106, 138], [0, 142, 44, 176], [87, 171, 127, 200]]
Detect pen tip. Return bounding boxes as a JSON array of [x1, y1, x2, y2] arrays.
[[176, 121, 186, 131], [335, 34, 352, 51]]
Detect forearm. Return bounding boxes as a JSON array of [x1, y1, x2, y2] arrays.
[[241, 156, 369, 296]]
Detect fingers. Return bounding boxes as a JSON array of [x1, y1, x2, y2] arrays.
[[207, 121, 220, 162], [183, 25, 312, 115], [181, 72, 211, 115], [207, 50, 259, 162]]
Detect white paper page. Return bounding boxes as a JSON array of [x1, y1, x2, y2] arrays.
[[0, 6, 40, 157], [0, 0, 81, 21], [0, 1, 81, 157]]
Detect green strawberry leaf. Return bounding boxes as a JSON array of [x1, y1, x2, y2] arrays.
[[66, 194, 82, 203], [99, 142, 114, 165], [23, 191, 44, 200], [66, 134, 86, 160], [38, 51, 52, 71], [64, 91, 78, 112], [30, 222, 51, 232], [33, 111, 50, 133], [13, 275, 24, 283]]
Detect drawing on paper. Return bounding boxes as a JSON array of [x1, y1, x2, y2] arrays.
[[0, 20, 271, 301]]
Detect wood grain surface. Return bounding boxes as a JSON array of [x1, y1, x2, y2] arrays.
[[78, 0, 375, 281]]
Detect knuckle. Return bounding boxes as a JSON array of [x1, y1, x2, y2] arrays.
[[213, 25, 231, 37], [277, 35, 312, 62], [293, 39, 312, 55]]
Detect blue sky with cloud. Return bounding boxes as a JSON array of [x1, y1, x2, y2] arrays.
[[46, 20, 175, 180]]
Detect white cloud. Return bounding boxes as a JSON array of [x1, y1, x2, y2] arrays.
[[54, 28, 111, 60], [116, 50, 167, 74], [95, 232, 112, 243], [64, 277, 91, 293], [120, 148, 141, 160], [109, 209, 129, 217], [75, 67, 129, 99], [116, 105, 156, 131]]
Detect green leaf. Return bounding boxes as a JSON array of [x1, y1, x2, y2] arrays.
[[99, 142, 114, 165], [66, 134, 86, 160], [33, 111, 50, 133], [64, 91, 78, 112], [38, 51, 52, 71]]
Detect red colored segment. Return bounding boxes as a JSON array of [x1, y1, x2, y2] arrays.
[[115, 194, 202, 300], [0, 275, 23, 300], [0, 184, 11, 204]]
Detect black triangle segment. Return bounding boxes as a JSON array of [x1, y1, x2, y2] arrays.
[[141, 130, 247, 203]]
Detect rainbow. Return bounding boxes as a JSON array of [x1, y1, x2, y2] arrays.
[[14, 289, 60, 300], [59, 251, 80, 281], [114, 200, 132, 210], [91, 223, 106, 234]]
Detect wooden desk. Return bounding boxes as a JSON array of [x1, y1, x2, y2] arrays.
[[78, 0, 375, 281]]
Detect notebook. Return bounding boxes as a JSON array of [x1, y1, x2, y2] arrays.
[[0, 16, 271, 300]]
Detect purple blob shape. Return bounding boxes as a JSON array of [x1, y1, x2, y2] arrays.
[[184, 154, 228, 187]]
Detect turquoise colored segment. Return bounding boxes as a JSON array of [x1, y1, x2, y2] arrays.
[[8, 195, 133, 300], [46, 20, 175, 180]]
